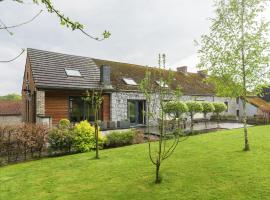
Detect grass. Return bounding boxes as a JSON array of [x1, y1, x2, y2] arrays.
[[1, 125, 270, 200]]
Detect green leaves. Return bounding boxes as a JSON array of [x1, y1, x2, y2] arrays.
[[197, 0, 270, 97]]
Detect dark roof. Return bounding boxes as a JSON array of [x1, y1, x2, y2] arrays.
[[0, 101, 22, 116], [27, 48, 215, 95], [27, 48, 100, 90], [246, 97, 270, 113], [93, 59, 215, 95]]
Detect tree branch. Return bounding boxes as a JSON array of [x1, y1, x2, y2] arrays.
[[0, 10, 43, 30], [0, 49, 25, 63], [40, 0, 110, 41]]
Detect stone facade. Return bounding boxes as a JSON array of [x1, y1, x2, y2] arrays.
[[111, 91, 240, 125], [0, 115, 22, 125], [36, 90, 45, 116]]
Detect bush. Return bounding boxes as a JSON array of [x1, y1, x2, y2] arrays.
[[164, 101, 188, 118], [213, 102, 227, 118], [73, 120, 105, 152], [0, 124, 49, 165], [201, 102, 215, 115], [48, 119, 74, 155], [186, 101, 203, 114], [105, 130, 135, 148]]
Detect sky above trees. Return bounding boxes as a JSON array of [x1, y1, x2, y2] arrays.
[[0, 0, 269, 95]]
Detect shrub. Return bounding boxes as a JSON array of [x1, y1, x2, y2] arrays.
[[73, 120, 105, 152], [48, 119, 74, 154], [201, 102, 215, 115], [105, 130, 135, 148], [213, 102, 227, 119], [164, 101, 188, 118], [0, 124, 49, 165], [186, 101, 203, 114]]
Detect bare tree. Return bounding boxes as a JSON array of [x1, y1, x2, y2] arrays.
[[83, 89, 103, 159], [140, 54, 187, 183]]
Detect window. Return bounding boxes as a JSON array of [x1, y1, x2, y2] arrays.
[[236, 97, 240, 104], [224, 101, 229, 112], [69, 97, 99, 122], [156, 80, 169, 88], [123, 78, 137, 85], [65, 69, 82, 77]]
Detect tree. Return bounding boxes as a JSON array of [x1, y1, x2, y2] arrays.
[[0, 0, 110, 62], [201, 102, 215, 129], [197, 0, 270, 151], [186, 101, 203, 133], [213, 102, 227, 127], [140, 54, 184, 184], [83, 89, 103, 159], [0, 93, 21, 101]]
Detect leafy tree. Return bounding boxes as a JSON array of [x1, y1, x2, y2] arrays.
[[140, 54, 184, 184], [83, 89, 103, 159], [213, 102, 227, 127], [201, 102, 215, 129], [197, 0, 270, 151], [0, 93, 21, 101], [186, 101, 203, 133]]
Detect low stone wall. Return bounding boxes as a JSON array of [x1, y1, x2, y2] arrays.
[[0, 115, 22, 125]]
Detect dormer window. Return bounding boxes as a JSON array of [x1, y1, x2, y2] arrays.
[[156, 80, 169, 88], [123, 78, 137, 85], [65, 69, 82, 77]]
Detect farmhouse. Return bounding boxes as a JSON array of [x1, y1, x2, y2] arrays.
[[22, 48, 240, 127], [0, 100, 22, 125]]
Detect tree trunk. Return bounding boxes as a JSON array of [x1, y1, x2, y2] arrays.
[[240, 0, 250, 151], [204, 113, 207, 129], [95, 122, 99, 159], [190, 114, 194, 133], [242, 99, 250, 151], [155, 161, 161, 183]]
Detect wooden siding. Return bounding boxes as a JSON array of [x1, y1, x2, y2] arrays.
[[102, 94, 110, 121], [45, 90, 111, 125], [21, 57, 36, 123]]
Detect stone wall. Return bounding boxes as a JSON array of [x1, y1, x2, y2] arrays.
[[0, 115, 22, 125], [111, 91, 239, 125], [36, 90, 45, 116]]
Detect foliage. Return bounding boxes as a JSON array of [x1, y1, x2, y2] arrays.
[[2, 126, 270, 200], [213, 102, 227, 115], [105, 130, 135, 148], [73, 120, 104, 152], [163, 101, 189, 118], [0, 93, 21, 101], [197, 0, 270, 151], [48, 119, 74, 154], [0, 124, 49, 164], [201, 102, 215, 115], [140, 54, 184, 183], [186, 101, 203, 114], [83, 89, 103, 159]]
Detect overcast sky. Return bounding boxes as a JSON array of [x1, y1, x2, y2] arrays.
[[0, 0, 269, 95]]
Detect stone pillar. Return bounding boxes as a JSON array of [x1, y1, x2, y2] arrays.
[[36, 90, 45, 116]]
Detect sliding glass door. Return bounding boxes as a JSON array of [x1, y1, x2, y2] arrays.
[[127, 100, 145, 125]]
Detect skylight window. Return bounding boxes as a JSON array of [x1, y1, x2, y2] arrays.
[[123, 78, 137, 85], [156, 80, 169, 88], [65, 69, 82, 77]]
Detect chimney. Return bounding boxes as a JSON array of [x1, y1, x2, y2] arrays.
[[198, 70, 207, 77], [177, 66, 187, 73], [100, 65, 112, 89]]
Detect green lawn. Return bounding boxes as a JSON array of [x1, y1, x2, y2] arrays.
[[1, 126, 270, 200]]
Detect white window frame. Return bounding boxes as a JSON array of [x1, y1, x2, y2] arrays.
[[123, 78, 138, 86], [65, 69, 82, 77]]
